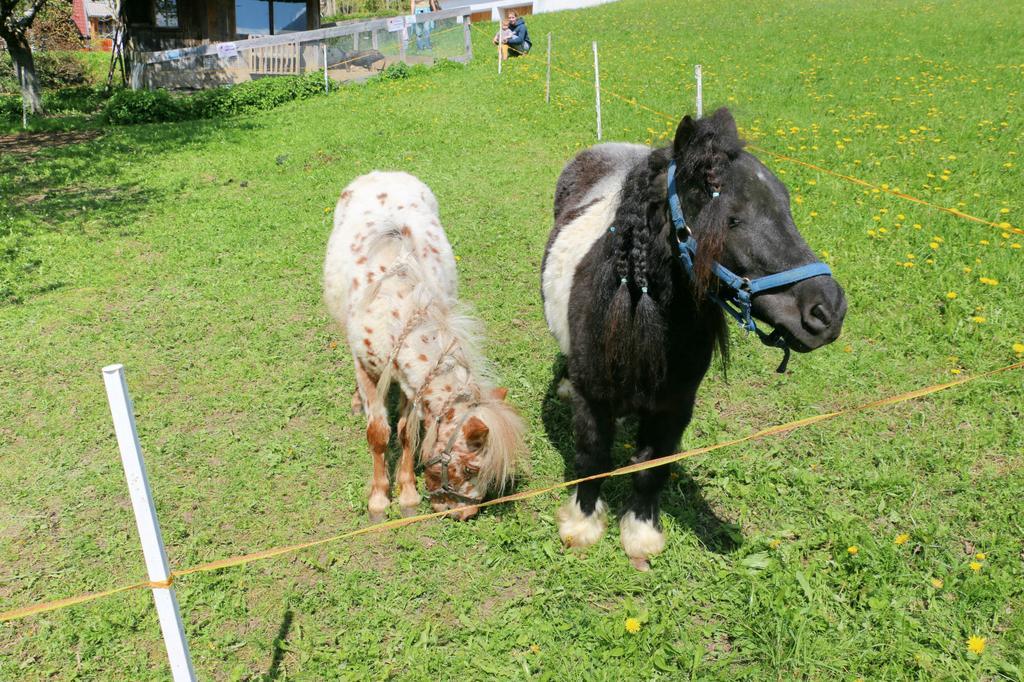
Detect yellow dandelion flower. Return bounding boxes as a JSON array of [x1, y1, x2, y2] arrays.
[[969, 561, 982, 571], [894, 533, 910, 545], [913, 223, 922, 229], [930, 242, 939, 250], [1011, 243, 1021, 249], [625, 617, 641, 634], [769, 538, 782, 550], [979, 240, 990, 245], [999, 207, 1010, 214], [975, 552, 986, 560], [843, 344, 853, 353], [950, 368, 961, 375], [946, 291, 957, 299], [967, 635, 986, 654], [970, 316, 986, 324], [847, 545, 859, 555], [530, 644, 541, 654], [963, 266, 972, 273], [979, 277, 999, 286], [1014, 343, 1024, 355], [931, 578, 944, 588]]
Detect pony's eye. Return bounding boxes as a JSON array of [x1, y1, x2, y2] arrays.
[[464, 462, 481, 475], [728, 217, 742, 229]]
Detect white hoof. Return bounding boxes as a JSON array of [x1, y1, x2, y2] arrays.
[[556, 491, 607, 548], [620, 511, 665, 567], [368, 491, 390, 522], [556, 377, 576, 401]]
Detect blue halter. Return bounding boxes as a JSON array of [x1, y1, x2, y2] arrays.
[[667, 159, 833, 373]]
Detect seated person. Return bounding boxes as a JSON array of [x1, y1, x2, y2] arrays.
[[504, 11, 531, 56], [494, 19, 514, 60]]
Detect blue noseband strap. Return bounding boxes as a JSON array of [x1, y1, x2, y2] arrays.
[[667, 159, 832, 372]]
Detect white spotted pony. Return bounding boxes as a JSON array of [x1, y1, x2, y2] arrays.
[[324, 171, 526, 521]]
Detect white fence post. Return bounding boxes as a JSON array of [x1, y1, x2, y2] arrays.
[[323, 43, 329, 93], [545, 32, 551, 104], [102, 365, 197, 682], [592, 41, 601, 141], [695, 63, 703, 118]]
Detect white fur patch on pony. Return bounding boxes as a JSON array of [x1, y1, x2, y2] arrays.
[[556, 377, 576, 401], [556, 491, 607, 549], [619, 511, 665, 567], [542, 143, 646, 355]]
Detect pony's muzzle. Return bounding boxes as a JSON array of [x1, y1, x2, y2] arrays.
[[797, 277, 847, 348], [431, 499, 481, 520]]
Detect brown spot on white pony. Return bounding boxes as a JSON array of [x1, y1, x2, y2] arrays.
[[352, 278, 360, 290], [462, 416, 489, 450], [367, 272, 375, 283], [364, 326, 374, 334], [401, 225, 412, 237], [418, 354, 428, 362], [391, 310, 400, 319], [363, 339, 372, 347], [491, 387, 509, 401], [356, 256, 367, 265], [377, 192, 388, 204], [366, 418, 390, 453]]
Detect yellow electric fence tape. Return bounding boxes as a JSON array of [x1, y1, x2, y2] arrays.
[[2, 360, 1021, 624]]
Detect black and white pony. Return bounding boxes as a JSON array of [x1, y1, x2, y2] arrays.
[[541, 108, 847, 570]]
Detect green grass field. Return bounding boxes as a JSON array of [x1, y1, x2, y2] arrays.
[[1, 0, 1022, 678]]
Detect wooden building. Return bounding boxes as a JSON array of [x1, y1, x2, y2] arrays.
[[123, 0, 321, 51]]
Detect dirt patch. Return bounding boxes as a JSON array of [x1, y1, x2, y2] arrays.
[[476, 569, 535, 619], [0, 129, 102, 159]]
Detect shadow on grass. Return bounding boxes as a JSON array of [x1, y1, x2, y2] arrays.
[[540, 354, 742, 555], [264, 607, 294, 680], [0, 116, 266, 306]]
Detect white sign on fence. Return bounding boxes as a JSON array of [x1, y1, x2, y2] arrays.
[[217, 42, 239, 59], [387, 17, 404, 32]]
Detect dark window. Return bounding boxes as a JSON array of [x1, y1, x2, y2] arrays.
[[273, 0, 307, 33], [235, 0, 307, 38], [154, 0, 178, 27], [235, 0, 270, 36]]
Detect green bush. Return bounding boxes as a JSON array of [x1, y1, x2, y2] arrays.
[[101, 73, 334, 125], [102, 87, 183, 124], [0, 52, 90, 94], [44, 85, 110, 114], [379, 62, 411, 80], [0, 94, 22, 120]]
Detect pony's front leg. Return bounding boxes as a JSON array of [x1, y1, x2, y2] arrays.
[[557, 395, 614, 549], [621, 405, 692, 570], [354, 359, 391, 523], [396, 394, 421, 517]]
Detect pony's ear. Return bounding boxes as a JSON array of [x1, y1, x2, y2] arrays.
[[673, 115, 699, 156], [462, 416, 489, 450], [490, 387, 509, 401], [706, 107, 739, 146]]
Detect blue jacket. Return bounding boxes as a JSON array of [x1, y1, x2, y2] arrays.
[[507, 18, 530, 49]]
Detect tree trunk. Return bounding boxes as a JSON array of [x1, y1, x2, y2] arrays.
[[3, 30, 45, 115]]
